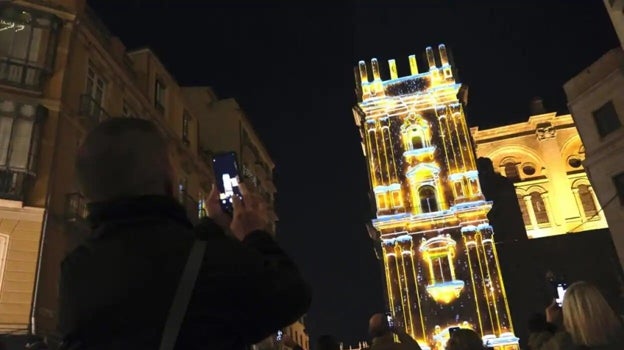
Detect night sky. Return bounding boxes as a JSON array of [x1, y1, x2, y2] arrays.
[[89, 1, 618, 346]]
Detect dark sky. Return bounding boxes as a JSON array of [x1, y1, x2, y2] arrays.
[[89, 1, 618, 346]]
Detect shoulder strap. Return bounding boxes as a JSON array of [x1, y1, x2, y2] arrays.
[[159, 240, 207, 350]]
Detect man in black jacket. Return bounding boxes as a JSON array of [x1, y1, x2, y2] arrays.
[[58, 118, 311, 349]]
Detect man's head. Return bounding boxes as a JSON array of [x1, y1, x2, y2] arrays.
[[317, 335, 340, 350], [369, 313, 390, 338], [476, 157, 494, 175], [75, 118, 174, 202]]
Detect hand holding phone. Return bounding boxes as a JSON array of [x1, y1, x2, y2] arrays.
[[386, 313, 394, 329], [212, 152, 243, 215]]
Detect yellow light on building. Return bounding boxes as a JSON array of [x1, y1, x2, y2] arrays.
[[353, 45, 519, 350]]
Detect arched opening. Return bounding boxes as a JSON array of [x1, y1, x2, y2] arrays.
[[517, 194, 531, 226], [419, 186, 438, 213], [411, 135, 423, 149], [503, 161, 520, 182], [578, 185, 597, 218], [530, 191, 549, 224]]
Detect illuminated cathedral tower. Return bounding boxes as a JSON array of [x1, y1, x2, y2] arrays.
[[352, 45, 519, 350]]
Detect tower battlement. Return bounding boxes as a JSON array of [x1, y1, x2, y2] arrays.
[[354, 44, 456, 101]]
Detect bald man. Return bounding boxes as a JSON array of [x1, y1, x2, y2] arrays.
[[58, 118, 311, 349], [369, 313, 422, 350]]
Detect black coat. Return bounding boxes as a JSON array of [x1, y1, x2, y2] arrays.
[[58, 195, 311, 349]]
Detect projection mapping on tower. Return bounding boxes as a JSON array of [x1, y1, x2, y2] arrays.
[[352, 44, 519, 350]]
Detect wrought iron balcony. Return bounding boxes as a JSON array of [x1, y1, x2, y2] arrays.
[[0, 169, 27, 201], [65, 192, 89, 231], [79, 94, 110, 128], [0, 58, 46, 91]]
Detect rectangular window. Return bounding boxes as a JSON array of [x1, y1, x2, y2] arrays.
[[155, 78, 166, 110], [86, 64, 106, 106], [182, 111, 190, 145], [0, 101, 38, 172], [376, 193, 388, 210], [454, 182, 464, 197], [391, 190, 402, 207], [593, 101, 621, 138], [84, 63, 107, 121], [613, 172, 624, 205]]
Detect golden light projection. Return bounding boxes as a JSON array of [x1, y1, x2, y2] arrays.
[[352, 45, 519, 350]]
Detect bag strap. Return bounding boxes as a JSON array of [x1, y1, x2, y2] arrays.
[[159, 240, 207, 350]]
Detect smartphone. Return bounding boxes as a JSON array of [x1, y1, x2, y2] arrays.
[[554, 282, 568, 307], [449, 327, 460, 336], [276, 330, 283, 342], [212, 152, 243, 215], [386, 313, 394, 328]]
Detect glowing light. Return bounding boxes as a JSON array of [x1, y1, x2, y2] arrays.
[[354, 44, 519, 350], [0, 20, 25, 32]]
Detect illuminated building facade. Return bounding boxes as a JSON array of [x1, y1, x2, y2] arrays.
[[352, 45, 518, 350], [564, 0, 624, 268], [471, 110, 608, 239]]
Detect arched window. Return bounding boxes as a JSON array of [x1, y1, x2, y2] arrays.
[[578, 185, 597, 218], [411, 135, 423, 149], [504, 161, 520, 182], [530, 191, 549, 224], [419, 186, 438, 213], [517, 194, 531, 226]]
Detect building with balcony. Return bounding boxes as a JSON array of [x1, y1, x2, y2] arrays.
[[564, 0, 624, 268], [0, 0, 220, 343], [471, 106, 608, 239], [183, 90, 278, 234]]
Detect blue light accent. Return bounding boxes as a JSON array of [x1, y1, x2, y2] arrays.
[[373, 213, 411, 224], [374, 183, 401, 193], [461, 225, 477, 233], [403, 147, 436, 157], [484, 334, 520, 347], [477, 223, 493, 231], [396, 235, 412, 242]]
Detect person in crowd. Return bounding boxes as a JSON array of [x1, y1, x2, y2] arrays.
[[368, 313, 421, 350], [316, 335, 341, 350], [283, 333, 339, 350], [446, 329, 484, 350], [528, 281, 624, 350], [57, 118, 311, 349]]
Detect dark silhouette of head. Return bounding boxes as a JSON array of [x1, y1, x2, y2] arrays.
[[317, 335, 340, 350], [75, 118, 174, 202], [446, 329, 484, 350], [369, 313, 390, 338], [476, 157, 495, 175]]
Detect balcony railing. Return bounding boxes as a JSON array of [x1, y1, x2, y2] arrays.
[[0, 58, 46, 91], [0, 170, 27, 201], [65, 192, 89, 230], [79, 94, 110, 128]]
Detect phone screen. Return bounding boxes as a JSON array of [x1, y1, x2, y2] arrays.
[[276, 330, 283, 342], [212, 152, 243, 215], [555, 283, 567, 307], [386, 313, 394, 328]]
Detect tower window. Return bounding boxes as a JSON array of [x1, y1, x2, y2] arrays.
[[419, 186, 438, 213], [454, 182, 464, 197], [411, 135, 423, 149], [376, 192, 388, 210], [530, 192, 549, 224], [391, 190, 402, 207], [577, 185, 597, 218]]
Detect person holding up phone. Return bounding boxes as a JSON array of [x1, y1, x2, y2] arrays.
[[58, 118, 311, 350]]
